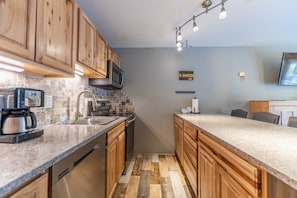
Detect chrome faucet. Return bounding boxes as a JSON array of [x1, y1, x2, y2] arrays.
[[75, 90, 97, 121]]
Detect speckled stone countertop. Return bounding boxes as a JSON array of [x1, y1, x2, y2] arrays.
[[176, 113, 297, 191], [0, 117, 126, 197]]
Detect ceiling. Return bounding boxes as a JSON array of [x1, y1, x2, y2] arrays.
[[76, 0, 297, 48]]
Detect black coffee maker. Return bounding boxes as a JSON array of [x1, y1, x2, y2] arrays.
[[0, 88, 44, 143]]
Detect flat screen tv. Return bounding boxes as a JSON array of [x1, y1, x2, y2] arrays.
[[278, 52, 297, 86]]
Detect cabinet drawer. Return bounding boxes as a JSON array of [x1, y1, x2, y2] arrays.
[[184, 121, 198, 141], [174, 116, 183, 128], [183, 151, 198, 197], [184, 132, 197, 168], [199, 131, 262, 197], [107, 122, 125, 145]]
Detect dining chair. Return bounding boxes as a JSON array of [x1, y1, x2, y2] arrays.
[[287, 116, 297, 128], [231, 109, 248, 118], [252, 112, 280, 124]]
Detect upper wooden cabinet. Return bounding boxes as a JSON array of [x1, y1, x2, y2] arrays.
[[0, 0, 36, 60], [0, 0, 76, 77], [95, 32, 107, 76], [77, 9, 95, 70], [35, 0, 76, 75], [77, 8, 107, 78], [107, 46, 120, 67]]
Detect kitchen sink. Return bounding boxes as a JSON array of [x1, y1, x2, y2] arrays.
[[70, 116, 119, 125]]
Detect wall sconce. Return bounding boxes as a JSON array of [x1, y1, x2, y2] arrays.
[[175, 0, 229, 51], [238, 72, 245, 80], [0, 55, 24, 72]]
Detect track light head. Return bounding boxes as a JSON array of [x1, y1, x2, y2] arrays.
[[176, 27, 183, 41], [192, 16, 199, 32], [219, 4, 227, 19]]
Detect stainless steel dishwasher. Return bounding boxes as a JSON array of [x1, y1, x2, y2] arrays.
[[51, 134, 106, 198]]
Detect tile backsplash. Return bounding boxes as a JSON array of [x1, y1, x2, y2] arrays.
[[0, 70, 134, 126]]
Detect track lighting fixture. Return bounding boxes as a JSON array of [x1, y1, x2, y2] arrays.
[[219, 3, 227, 19], [175, 0, 229, 51], [192, 16, 199, 32], [176, 27, 183, 42]]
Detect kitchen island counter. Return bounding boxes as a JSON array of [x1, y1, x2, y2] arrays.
[[176, 113, 297, 192], [0, 117, 126, 197]]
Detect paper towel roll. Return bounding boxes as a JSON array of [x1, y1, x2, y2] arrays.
[[192, 98, 199, 113]]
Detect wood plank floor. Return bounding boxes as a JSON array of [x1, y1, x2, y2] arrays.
[[112, 154, 195, 198]]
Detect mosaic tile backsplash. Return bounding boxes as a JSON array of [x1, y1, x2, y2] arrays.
[[0, 70, 134, 126]]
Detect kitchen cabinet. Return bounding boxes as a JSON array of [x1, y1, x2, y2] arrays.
[[35, 0, 76, 75], [183, 121, 198, 197], [106, 122, 125, 198], [0, 0, 76, 77], [94, 32, 108, 76], [249, 100, 297, 125], [174, 116, 198, 197], [199, 131, 265, 198], [0, 0, 36, 60], [6, 172, 48, 198], [107, 46, 120, 67], [199, 143, 216, 198], [77, 8, 106, 78], [174, 116, 183, 163]]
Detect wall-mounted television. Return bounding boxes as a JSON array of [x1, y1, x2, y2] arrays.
[[278, 52, 297, 86]]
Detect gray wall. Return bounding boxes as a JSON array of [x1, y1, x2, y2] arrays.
[[116, 47, 297, 153]]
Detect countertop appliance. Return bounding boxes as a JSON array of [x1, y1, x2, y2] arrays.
[[1, 108, 36, 134], [89, 60, 123, 89], [51, 133, 106, 198], [0, 88, 44, 143]]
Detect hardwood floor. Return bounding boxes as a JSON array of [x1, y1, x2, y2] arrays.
[[112, 153, 195, 198]]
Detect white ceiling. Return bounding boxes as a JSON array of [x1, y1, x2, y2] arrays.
[[76, 0, 297, 48]]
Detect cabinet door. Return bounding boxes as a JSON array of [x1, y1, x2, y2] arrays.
[[107, 46, 120, 67], [8, 172, 48, 198], [95, 32, 107, 76], [106, 139, 117, 198], [0, 0, 36, 60], [117, 132, 125, 179], [217, 166, 252, 198], [199, 145, 216, 198], [174, 118, 183, 163], [77, 9, 95, 70], [36, 0, 75, 74]]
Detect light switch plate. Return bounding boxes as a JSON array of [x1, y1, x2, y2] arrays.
[[44, 95, 53, 108]]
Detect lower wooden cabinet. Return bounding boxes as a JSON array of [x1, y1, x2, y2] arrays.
[[199, 131, 265, 198], [7, 172, 48, 198], [217, 166, 252, 198], [174, 115, 267, 198], [106, 122, 125, 198], [174, 116, 183, 163], [198, 144, 216, 198]]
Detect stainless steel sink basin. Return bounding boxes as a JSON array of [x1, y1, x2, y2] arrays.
[[70, 116, 119, 125]]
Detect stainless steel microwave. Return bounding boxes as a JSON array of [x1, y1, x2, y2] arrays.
[[89, 60, 123, 89]]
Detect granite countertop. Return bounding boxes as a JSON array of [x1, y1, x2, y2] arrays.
[[0, 117, 126, 197], [176, 113, 297, 191]]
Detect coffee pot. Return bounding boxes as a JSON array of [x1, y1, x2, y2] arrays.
[[1, 108, 37, 134]]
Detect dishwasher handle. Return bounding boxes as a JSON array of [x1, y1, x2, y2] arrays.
[[74, 144, 98, 167]]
